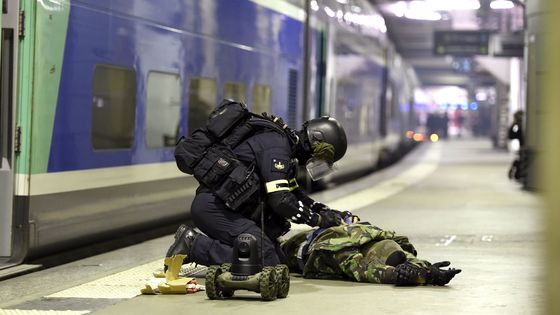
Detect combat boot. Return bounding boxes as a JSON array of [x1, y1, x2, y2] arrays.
[[166, 224, 199, 258]]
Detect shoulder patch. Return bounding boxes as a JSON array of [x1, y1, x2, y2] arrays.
[[271, 158, 289, 173]]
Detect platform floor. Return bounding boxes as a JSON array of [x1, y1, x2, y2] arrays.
[[0, 139, 543, 315]]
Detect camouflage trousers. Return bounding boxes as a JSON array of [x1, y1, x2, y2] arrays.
[[316, 239, 430, 284]]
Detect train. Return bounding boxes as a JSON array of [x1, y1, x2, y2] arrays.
[[0, 0, 421, 267]]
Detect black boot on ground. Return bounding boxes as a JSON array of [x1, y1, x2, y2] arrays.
[[164, 224, 199, 268]]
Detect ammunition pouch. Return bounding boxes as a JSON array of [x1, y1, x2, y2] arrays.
[[192, 145, 259, 211], [215, 163, 260, 211], [193, 145, 237, 189]]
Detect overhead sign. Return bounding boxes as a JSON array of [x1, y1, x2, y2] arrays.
[[434, 31, 490, 56]]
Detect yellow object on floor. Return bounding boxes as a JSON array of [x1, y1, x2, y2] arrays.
[[141, 256, 205, 295], [164, 255, 186, 281], [140, 277, 204, 295]]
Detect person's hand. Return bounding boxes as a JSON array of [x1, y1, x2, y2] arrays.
[[318, 209, 344, 228], [427, 261, 462, 286], [338, 211, 360, 223], [311, 202, 330, 213]]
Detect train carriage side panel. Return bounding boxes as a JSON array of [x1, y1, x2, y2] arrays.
[[25, 0, 305, 258]]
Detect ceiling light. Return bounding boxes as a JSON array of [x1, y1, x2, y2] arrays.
[[425, 0, 480, 11], [337, 10, 343, 19], [310, 0, 319, 11], [388, 1, 407, 18], [406, 1, 442, 20], [350, 5, 362, 13], [490, 0, 515, 9], [324, 6, 336, 17]]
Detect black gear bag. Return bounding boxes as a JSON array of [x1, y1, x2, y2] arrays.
[[174, 99, 250, 175], [175, 99, 290, 211]]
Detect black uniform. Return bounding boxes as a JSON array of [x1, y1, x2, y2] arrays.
[[189, 129, 322, 266]]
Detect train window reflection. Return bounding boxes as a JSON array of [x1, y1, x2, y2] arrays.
[[252, 85, 271, 115], [188, 77, 216, 134], [91, 65, 136, 150], [224, 81, 246, 103], [146, 72, 181, 148]]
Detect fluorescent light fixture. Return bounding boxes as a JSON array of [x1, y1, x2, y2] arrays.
[[324, 6, 336, 17], [389, 1, 407, 18], [337, 10, 343, 19], [389, 0, 480, 20], [336, 0, 349, 4], [425, 0, 480, 11], [490, 0, 515, 9], [350, 5, 362, 13], [310, 0, 319, 11], [405, 10, 442, 20], [343, 12, 388, 33], [406, 1, 442, 20]]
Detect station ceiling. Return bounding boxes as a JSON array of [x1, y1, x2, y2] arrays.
[[369, 0, 525, 88]]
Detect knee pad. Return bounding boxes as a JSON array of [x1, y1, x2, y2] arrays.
[[363, 240, 405, 265]]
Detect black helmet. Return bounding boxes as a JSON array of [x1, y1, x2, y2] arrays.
[[303, 116, 347, 162]]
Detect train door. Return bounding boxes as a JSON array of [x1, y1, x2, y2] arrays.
[[1, 0, 18, 259]]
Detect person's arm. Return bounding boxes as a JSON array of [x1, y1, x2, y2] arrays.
[[251, 132, 342, 228], [291, 187, 359, 223]]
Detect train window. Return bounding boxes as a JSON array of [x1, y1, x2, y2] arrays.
[[252, 85, 271, 115], [145, 72, 181, 148], [188, 77, 216, 134], [91, 65, 136, 150], [223, 82, 246, 103]]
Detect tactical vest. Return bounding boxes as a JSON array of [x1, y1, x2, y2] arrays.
[[175, 99, 298, 210]]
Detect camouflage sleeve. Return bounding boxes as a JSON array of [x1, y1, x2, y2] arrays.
[[391, 235, 418, 256]]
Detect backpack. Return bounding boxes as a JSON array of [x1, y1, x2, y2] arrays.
[[174, 99, 295, 210]]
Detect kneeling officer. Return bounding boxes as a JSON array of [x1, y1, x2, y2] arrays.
[[166, 100, 351, 268]]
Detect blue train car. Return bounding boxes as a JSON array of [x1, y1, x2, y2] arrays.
[[0, 0, 420, 267]]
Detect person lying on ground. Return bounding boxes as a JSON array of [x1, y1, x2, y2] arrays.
[[280, 215, 461, 286]]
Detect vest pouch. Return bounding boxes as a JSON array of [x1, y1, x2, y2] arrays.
[[207, 100, 249, 139], [215, 164, 260, 211], [192, 145, 237, 189], [174, 129, 213, 175]]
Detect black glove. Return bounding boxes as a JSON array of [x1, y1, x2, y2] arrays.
[[393, 261, 461, 286], [393, 262, 426, 286], [341, 211, 360, 223], [311, 202, 330, 213], [312, 203, 360, 224], [426, 261, 462, 286], [318, 209, 344, 228]]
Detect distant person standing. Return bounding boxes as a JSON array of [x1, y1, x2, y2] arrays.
[[426, 113, 439, 136], [442, 112, 449, 139], [508, 110, 525, 147], [508, 110, 524, 180], [453, 109, 465, 138]]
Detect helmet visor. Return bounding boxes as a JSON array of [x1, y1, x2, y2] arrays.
[[305, 158, 335, 181]]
